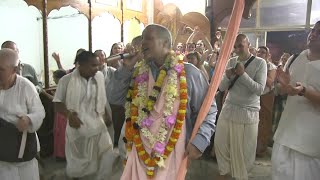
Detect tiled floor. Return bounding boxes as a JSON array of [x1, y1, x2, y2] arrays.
[[40, 149, 271, 180]]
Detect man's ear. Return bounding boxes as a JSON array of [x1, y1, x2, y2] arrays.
[[162, 39, 170, 49], [13, 66, 19, 74]]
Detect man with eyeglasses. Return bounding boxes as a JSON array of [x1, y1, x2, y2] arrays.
[[214, 34, 267, 180]]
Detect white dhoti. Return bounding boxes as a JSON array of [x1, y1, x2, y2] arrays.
[[272, 143, 320, 180], [66, 128, 117, 180], [214, 104, 259, 180], [53, 70, 117, 180], [0, 158, 39, 180]]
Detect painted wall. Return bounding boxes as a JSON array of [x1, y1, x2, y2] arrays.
[[123, 18, 144, 45], [47, 6, 89, 80], [0, 0, 43, 79], [0, 0, 146, 86], [92, 13, 122, 55]]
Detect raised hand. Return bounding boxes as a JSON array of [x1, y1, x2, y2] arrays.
[[52, 52, 60, 62], [276, 67, 290, 86], [234, 62, 245, 76], [225, 67, 235, 79], [194, 26, 200, 33], [122, 43, 140, 70]]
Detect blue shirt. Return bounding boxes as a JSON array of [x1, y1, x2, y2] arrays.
[[108, 61, 217, 152]]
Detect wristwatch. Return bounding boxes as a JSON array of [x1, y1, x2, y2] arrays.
[[298, 86, 306, 96]]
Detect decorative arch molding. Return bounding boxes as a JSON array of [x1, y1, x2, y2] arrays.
[[123, 17, 144, 44], [47, 1, 89, 18], [24, 0, 43, 11], [21, 0, 150, 87], [25, 0, 147, 28], [25, 0, 89, 17], [91, 6, 122, 22], [92, 12, 122, 52], [123, 0, 148, 26], [92, 11, 121, 24]]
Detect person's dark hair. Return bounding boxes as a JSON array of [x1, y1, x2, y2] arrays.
[[236, 33, 248, 41], [53, 69, 66, 79], [258, 46, 269, 53], [110, 43, 121, 56], [73, 48, 86, 64], [75, 51, 96, 65], [1, 40, 15, 49], [187, 42, 196, 48], [132, 35, 142, 46], [94, 49, 106, 57], [186, 51, 201, 62]]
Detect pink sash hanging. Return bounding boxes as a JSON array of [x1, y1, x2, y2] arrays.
[[177, 0, 245, 179]]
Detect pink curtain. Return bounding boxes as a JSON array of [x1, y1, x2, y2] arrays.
[[177, 0, 245, 179]]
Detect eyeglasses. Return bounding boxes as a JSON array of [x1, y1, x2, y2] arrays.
[[234, 44, 244, 49]]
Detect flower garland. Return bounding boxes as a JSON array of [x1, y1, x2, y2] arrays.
[[124, 51, 188, 178]]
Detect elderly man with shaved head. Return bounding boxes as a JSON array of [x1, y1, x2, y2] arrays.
[[108, 24, 217, 180], [1, 41, 42, 92], [0, 48, 45, 180], [214, 34, 267, 180]]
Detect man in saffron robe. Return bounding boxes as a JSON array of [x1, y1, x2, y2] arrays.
[[108, 24, 217, 180]]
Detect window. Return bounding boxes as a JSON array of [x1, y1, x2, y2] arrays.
[[310, 0, 320, 24], [260, 0, 308, 27]]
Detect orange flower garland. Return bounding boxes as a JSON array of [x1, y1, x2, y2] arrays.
[[124, 54, 188, 178]]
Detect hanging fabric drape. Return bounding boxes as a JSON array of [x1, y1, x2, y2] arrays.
[[177, 0, 246, 179]]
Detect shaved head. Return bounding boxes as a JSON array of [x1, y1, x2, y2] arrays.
[[234, 34, 251, 57], [0, 48, 19, 88], [143, 24, 172, 49], [1, 41, 19, 53], [236, 34, 250, 43], [0, 48, 19, 67]]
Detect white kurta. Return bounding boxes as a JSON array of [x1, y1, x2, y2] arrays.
[[215, 56, 267, 180], [53, 71, 115, 179], [273, 50, 320, 179], [0, 75, 45, 180]]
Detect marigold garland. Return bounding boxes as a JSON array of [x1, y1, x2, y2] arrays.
[[124, 51, 188, 178]]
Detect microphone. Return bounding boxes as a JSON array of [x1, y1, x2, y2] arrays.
[[105, 48, 148, 62], [106, 53, 131, 62]]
